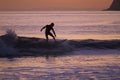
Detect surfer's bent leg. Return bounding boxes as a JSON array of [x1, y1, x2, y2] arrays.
[[49, 32, 56, 41], [45, 33, 49, 42]]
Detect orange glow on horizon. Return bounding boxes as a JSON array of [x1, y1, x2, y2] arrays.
[[0, 0, 112, 10]]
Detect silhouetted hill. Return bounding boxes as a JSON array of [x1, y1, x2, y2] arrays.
[[107, 0, 120, 11]]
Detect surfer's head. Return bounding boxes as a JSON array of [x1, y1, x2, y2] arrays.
[[50, 23, 54, 27]]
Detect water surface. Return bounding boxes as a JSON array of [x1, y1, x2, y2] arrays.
[[0, 11, 120, 40]]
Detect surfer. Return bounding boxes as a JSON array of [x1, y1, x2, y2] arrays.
[[41, 23, 56, 42]]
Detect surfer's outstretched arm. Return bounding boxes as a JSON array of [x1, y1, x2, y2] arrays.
[[40, 26, 46, 31]]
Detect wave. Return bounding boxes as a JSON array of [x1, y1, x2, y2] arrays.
[[15, 38, 120, 49], [0, 32, 120, 58]]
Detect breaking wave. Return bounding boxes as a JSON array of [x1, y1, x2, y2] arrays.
[[0, 31, 120, 58]]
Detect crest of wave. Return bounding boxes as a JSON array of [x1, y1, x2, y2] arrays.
[[0, 29, 18, 57]]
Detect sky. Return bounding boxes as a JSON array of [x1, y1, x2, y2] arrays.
[[0, 0, 112, 11]]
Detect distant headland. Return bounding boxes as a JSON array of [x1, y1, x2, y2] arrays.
[[107, 0, 120, 11]]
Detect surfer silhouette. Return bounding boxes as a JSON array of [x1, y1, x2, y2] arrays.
[[41, 23, 56, 42]]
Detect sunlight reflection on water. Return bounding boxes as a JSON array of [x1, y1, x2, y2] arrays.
[[0, 54, 120, 80]]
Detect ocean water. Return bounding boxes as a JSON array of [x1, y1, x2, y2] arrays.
[[0, 11, 120, 80], [0, 53, 120, 80], [0, 11, 120, 40]]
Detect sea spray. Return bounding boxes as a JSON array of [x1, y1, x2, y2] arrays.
[[0, 29, 18, 57]]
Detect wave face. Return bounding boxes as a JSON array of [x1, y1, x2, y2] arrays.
[[69, 39, 120, 49], [16, 37, 120, 50], [0, 34, 120, 58]]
